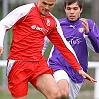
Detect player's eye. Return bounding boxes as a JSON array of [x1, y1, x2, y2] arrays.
[[67, 7, 71, 10], [42, 1, 54, 6], [42, 2, 47, 5], [74, 7, 79, 10]]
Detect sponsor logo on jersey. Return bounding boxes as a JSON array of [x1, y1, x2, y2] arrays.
[[31, 25, 48, 35], [66, 36, 82, 45]]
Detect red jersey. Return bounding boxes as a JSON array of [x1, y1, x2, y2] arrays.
[[0, 3, 82, 71]]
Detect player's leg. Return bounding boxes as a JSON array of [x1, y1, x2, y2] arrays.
[[35, 73, 61, 99], [29, 57, 61, 99], [30, 57, 61, 99], [53, 70, 70, 99], [50, 69, 83, 99], [57, 80, 69, 99]]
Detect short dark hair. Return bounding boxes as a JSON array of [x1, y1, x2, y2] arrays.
[[64, 0, 84, 9]]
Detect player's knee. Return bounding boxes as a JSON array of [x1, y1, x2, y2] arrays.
[[51, 91, 61, 99], [61, 91, 69, 99], [55, 92, 61, 99]]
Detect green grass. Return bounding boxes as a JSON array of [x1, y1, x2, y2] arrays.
[[0, 87, 94, 99], [0, 87, 45, 99]]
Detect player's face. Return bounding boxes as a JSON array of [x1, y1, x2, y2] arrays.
[[64, 2, 83, 21], [37, 0, 56, 16]]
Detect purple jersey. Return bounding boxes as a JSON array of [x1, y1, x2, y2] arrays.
[[48, 18, 99, 83]]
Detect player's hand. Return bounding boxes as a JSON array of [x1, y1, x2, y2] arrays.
[[78, 70, 97, 83], [80, 18, 89, 34], [0, 46, 4, 56]]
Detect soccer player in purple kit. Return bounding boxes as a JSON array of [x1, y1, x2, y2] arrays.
[[43, 0, 99, 99]]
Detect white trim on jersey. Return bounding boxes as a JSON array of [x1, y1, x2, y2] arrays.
[[83, 23, 96, 52], [0, 3, 35, 47], [83, 34, 95, 52]]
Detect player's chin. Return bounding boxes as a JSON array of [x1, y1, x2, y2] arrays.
[[42, 11, 49, 16], [68, 17, 78, 22], [70, 19, 77, 22]]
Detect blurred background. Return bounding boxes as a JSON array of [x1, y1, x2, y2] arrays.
[[0, 0, 99, 99]]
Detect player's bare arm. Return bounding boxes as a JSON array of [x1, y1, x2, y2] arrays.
[[80, 18, 89, 34], [78, 70, 97, 83], [0, 46, 4, 56]]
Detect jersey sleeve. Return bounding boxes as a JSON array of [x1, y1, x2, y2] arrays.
[[47, 17, 82, 72], [0, 3, 35, 47], [84, 19, 99, 53]]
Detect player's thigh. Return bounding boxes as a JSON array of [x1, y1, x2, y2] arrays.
[[36, 74, 60, 98]]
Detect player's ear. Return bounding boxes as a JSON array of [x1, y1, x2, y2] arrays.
[[80, 8, 83, 13], [64, 7, 66, 13]]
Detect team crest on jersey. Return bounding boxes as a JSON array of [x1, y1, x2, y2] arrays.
[[78, 28, 84, 33], [46, 18, 50, 26]]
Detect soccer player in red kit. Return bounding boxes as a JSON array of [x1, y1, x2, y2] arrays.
[[0, 0, 96, 99]]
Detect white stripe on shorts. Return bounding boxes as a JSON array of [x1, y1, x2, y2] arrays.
[[6, 60, 15, 76]]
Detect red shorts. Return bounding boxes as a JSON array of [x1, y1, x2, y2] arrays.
[[8, 57, 53, 98]]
